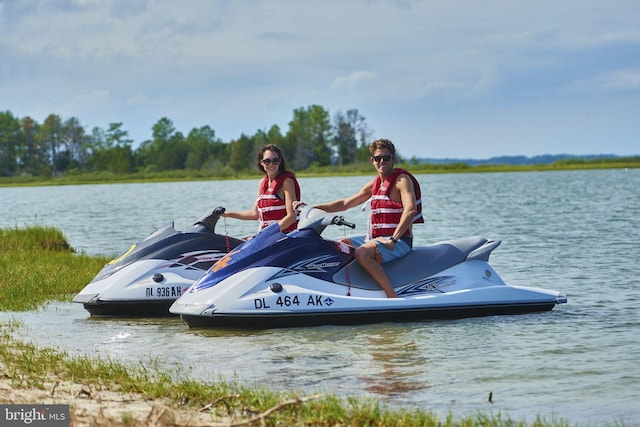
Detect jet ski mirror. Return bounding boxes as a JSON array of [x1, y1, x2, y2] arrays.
[[194, 206, 226, 233]]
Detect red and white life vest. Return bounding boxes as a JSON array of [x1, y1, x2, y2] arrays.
[[368, 168, 424, 239], [256, 172, 301, 232]]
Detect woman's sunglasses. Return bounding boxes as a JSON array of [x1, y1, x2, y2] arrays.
[[261, 157, 281, 165], [372, 154, 394, 162]]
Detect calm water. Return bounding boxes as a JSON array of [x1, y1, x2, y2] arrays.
[[1, 170, 639, 425]]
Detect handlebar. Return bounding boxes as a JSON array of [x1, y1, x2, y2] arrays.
[[296, 204, 358, 233], [332, 216, 356, 229]]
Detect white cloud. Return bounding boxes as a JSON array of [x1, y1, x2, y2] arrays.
[[1, 0, 639, 157], [74, 90, 113, 107], [566, 68, 640, 93], [332, 71, 380, 89], [598, 69, 640, 91]]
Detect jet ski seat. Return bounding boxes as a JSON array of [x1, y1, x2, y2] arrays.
[[333, 236, 500, 290]]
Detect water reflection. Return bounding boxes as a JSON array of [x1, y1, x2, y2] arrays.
[[183, 323, 430, 396], [357, 325, 430, 396]]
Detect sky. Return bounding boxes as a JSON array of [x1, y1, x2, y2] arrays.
[[1, 0, 639, 160]]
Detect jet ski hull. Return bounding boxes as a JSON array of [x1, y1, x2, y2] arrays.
[[80, 299, 176, 317], [179, 301, 559, 329]]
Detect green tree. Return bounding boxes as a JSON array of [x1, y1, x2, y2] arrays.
[[105, 122, 133, 148], [286, 105, 333, 170], [184, 125, 226, 170], [90, 126, 106, 150], [160, 131, 187, 170], [88, 125, 134, 174], [228, 134, 257, 172], [137, 117, 187, 171], [0, 104, 382, 176], [265, 125, 285, 146], [332, 109, 371, 165], [0, 110, 21, 176], [105, 145, 135, 173], [40, 114, 64, 175], [20, 116, 48, 175], [61, 117, 90, 170], [99, 122, 135, 173]]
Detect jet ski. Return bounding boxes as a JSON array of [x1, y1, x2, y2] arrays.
[[73, 207, 244, 316], [170, 206, 567, 329]]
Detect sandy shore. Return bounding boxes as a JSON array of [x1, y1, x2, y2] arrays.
[[0, 376, 227, 427]]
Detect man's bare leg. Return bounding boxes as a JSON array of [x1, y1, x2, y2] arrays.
[[354, 243, 398, 298]]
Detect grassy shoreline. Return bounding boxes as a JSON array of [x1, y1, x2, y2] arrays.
[[1, 159, 638, 188], [0, 226, 613, 426]]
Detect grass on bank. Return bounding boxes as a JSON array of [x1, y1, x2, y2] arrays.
[[1, 328, 566, 427], [0, 226, 110, 311], [0, 226, 581, 426], [1, 157, 638, 187]]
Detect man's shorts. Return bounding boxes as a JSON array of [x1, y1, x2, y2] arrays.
[[345, 235, 411, 264]]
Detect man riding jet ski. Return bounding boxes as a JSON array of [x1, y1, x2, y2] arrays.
[[169, 205, 567, 329]]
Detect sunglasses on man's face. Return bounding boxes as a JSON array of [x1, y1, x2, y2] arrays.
[[372, 154, 394, 162], [261, 157, 281, 165]]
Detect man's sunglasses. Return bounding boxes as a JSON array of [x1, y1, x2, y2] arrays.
[[372, 154, 394, 162], [261, 157, 281, 165]]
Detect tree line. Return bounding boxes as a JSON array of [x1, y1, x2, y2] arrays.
[[0, 105, 387, 178]]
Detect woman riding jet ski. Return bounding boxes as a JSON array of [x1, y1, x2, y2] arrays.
[[73, 207, 243, 316], [169, 205, 567, 329]]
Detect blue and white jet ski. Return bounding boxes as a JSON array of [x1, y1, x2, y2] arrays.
[[73, 207, 243, 316], [169, 206, 567, 328]]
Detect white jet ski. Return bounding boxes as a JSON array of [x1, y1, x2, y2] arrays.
[[170, 206, 567, 328], [73, 207, 243, 316]]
